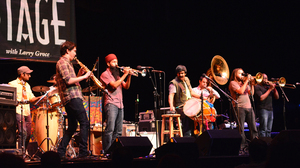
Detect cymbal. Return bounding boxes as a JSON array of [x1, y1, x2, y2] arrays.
[[47, 79, 56, 83], [32, 86, 50, 92], [82, 85, 98, 93]]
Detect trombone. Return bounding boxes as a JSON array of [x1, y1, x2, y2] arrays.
[[267, 77, 296, 89], [117, 66, 147, 77]]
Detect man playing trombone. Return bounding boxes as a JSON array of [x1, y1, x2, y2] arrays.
[[100, 53, 132, 153], [254, 73, 279, 137]]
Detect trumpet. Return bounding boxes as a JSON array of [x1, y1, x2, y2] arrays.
[[243, 72, 263, 83], [117, 66, 146, 77], [267, 77, 296, 89]]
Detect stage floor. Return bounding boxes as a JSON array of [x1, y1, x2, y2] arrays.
[[26, 155, 250, 168]]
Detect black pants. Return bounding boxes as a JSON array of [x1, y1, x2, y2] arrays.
[[57, 98, 89, 157]]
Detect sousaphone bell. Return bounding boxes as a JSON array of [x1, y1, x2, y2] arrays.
[[210, 55, 230, 85]]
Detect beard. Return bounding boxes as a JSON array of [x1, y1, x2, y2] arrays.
[[110, 66, 120, 80]]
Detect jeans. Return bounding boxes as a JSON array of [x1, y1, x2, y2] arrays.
[[258, 109, 273, 137], [103, 104, 124, 153], [238, 107, 258, 148], [57, 98, 89, 157], [16, 114, 31, 149]]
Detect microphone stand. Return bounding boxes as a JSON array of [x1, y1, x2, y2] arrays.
[[146, 68, 160, 148], [134, 94, 140, 137], [203, 74, 242, 134], [277, 84, 289, 130]]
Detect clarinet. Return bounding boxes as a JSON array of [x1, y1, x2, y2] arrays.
[[73, 57, 105, 91]]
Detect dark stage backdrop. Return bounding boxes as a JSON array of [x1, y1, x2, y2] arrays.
[[0, 0, 76, 62], [0, 1, 299, 132]]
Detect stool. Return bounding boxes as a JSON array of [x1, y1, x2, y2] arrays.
[[161, 114, 183, 145]]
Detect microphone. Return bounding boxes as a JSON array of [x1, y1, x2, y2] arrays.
[[137, 65, 153, 69], [152, 70, 164, 73], [102, 89, 113, 100], [92, 58, 99, 72], [202, 73, 210, 80]]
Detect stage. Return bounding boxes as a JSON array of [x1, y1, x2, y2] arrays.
[[25, 154, 250, 168]]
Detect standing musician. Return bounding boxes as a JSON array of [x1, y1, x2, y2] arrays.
[[55, 41, 92, 158], [169, 65, 200, 137], [192, 75, 220, 130], [8, 66, 43, 152], [254, 73, 279, 137], [229, 68, 258, 152], [100, 53, 132, 153]]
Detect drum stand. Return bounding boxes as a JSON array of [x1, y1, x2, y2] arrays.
[[34, 91, 55, 153]]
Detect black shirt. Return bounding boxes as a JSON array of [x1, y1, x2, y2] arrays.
[[254, 84, 274, 111]]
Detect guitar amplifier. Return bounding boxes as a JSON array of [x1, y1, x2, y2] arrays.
[[0, 85, 17, 106]]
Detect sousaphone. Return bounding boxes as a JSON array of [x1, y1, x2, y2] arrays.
[[210, 55, 230, 85]]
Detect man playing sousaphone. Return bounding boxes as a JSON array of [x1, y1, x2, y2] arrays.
[[168, 65, 200, 137], [192, 75, 220, 131]]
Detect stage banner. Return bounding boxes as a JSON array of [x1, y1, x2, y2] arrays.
[[0, 0, 76, 63]]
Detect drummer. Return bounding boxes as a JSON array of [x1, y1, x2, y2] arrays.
[[192, 75, 220, 129], [169, 65, 200, 137], [8, 66, 44, 153]]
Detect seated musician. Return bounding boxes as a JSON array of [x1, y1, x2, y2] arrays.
[[168, 65, 200, 137], [192, 75, 220, 130]]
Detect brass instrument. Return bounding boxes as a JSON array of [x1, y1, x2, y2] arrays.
[[117, 66, 146, 77], [246, 72, 263, 83], [267, 77, 296, 89], [73, 57, 105, 91], [210, 55, 230, 85]]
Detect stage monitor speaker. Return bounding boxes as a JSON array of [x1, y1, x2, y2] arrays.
[[272, 130, 300, 144], [0, 105, 16, 149], [196, 129, 242, 156], [106, 136, 153, 158], [155, 137, 199, 161], [169, 136, 196, 143]]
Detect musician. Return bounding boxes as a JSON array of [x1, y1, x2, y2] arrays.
[[55, 41, 92, 158], [169, 65, 200, 137], [254, 73, 279, 137], [192, 75, 220, 129], [8, 66, 42, 150], [100, 53, 132, 153], [229, 68, 258, 152], [192, 75, 220, 103]]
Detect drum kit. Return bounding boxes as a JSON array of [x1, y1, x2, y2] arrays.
[[31, 79, 77, 158]]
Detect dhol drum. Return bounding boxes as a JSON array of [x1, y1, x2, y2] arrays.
[[183, 98, 216, 122], [35, 107, 60, 151]]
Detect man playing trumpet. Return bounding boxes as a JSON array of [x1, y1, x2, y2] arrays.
[[229, 68, 258, 153], [100, 54, 132, 153], [254, 73, 279, 137]]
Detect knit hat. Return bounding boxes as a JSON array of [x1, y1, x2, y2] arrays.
[[105, 54, 117, 63]]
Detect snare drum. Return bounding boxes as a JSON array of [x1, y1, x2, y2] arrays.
[[48, 93, 61, 108], [183, 98, 216, 122]]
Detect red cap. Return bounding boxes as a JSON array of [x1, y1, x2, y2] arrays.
[[105, 54, 117, 63]]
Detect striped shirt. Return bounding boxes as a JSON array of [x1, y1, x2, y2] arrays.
[[56, 56, 83, 105]]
